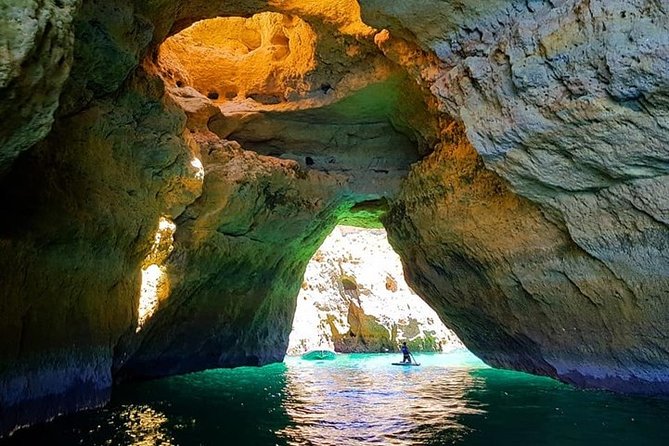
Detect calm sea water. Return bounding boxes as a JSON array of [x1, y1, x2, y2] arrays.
[[3, 351, 669, 445]]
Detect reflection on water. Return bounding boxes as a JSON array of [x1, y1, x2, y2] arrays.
[[120, 406, 174, 446], [2, 351, 669, 446], [279, 354, 484, 445]]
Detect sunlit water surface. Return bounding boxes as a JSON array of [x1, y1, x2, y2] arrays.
[[4, 351, 669, 445]]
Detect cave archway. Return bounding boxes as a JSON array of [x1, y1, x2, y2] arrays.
[[3, 0, 669, 437], [287, 224, 465, 356], [115, 2, 666, 398], [114, 8, 443, 381]]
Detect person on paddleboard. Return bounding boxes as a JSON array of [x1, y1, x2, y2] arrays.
[[401, 342, 411, 363]]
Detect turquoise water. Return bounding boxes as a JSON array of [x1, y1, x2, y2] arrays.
[[3, 351, 669, 445]]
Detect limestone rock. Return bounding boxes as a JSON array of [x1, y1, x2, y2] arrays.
[[0, 67, 203, 434], [361, 0, 669, 392], [384, 122, 669, 393], [115, 133, 350, 378], [1, 0, 669, 437], [158, 13, 319, 102], [0, 0, 80, 175], [287, 226, 464, 355]]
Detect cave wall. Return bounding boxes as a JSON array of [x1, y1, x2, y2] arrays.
[[115, 132, 351, 380], [0, 0, 426, 435], [0, 0, 667, 437], [0, 69, 201, 433], [0, 0, 80, 175], [384, 122, 669, 392], [363, 0, 669, 391]]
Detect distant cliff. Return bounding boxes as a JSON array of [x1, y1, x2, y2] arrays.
[[287, 226, 463, 355]]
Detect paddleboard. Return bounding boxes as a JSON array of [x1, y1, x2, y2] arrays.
[[301, 350, 336, 360], [391, 362, 420, 366]]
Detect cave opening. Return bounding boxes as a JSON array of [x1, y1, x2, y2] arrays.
[[132, 5, 455, 369], [286, 224, 466, 357], [154, 9, 437, 186], [108, 1, 470, 378], [3, 0, 669, 440]]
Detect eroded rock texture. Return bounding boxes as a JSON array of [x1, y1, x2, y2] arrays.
[[385, 122, 668, 392], [0, 0, 428, 435], [0, 68, 203, 434], [364, 0, 669, 391], [0, 0, 80, 175], [114, 6, 429, 380], [116, 132, 347, 379], [0, 0, 668, 437]]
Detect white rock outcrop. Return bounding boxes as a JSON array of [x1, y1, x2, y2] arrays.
[[288, 225, 463, 355]]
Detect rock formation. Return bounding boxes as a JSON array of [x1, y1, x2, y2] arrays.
[[0, 0, 79, 175], [0, 0, 667, 437], [365, 0, 669, 392], [287, 225, 464, 355]]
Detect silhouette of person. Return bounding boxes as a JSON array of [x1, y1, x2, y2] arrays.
[[401, 342, 411, 363]]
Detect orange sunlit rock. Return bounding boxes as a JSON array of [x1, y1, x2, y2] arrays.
[[373, 29, 390, 46], [158, 12, 317, 102], [269, 0, 376, 36]]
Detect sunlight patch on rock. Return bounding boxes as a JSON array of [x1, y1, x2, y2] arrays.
[[137, 217, 176, 332]]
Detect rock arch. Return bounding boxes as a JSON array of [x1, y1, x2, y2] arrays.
[[0, 0, 668, 437]]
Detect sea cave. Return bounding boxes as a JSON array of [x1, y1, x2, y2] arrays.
[[0, 0, 668, 443]]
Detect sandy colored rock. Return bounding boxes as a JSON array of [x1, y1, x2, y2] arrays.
[[115, 133, 350, 378], [158, 13, 318, 102], [0, 66, 203, 434], [287, 226, 463, 355], [0, 0, 668, 437], [384, 122, 669, 393], [359, 0, 669, 392]]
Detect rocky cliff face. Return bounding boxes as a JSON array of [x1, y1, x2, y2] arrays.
[[287, 225, 463, 355], [0, 0, 667, 436], [363, 0, 669, 392], [0, 0, 80, 175]]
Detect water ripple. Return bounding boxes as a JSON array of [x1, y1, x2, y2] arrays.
[[3, 351, 669, 446]]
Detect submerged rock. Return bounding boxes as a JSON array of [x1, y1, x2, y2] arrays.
[[301, 349, 337, 360]]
